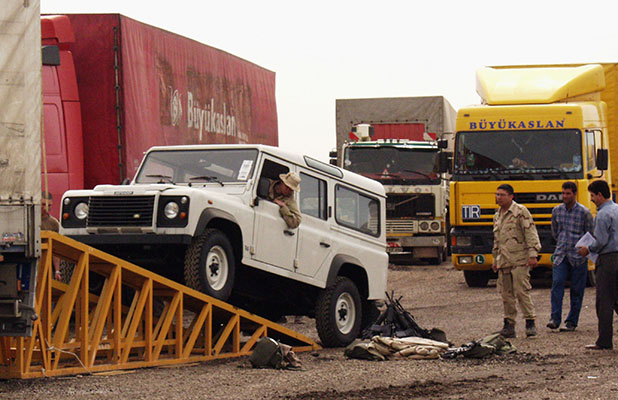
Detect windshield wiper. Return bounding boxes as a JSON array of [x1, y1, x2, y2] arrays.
[[537, 167, 569, 180], [146, 174, 174, 184], [403, 169, 435, 180], [190, 175, 224, 186]]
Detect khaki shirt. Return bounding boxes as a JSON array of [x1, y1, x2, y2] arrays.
[[492, 201, 541, 269], [41, 214, 60, 232], [268, 180, 302, 229]]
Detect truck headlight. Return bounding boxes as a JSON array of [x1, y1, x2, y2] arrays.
[[455, 236, 472, 247], [430, 221, 440, 231], [420, 221, 429, 231], [164, 202, 179, 219], [74, 202, 89, 220]]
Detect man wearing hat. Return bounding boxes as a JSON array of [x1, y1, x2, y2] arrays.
[[268, 171, 302, 229]]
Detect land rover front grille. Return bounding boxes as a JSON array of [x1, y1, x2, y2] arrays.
[[87, 196, 155, 227]]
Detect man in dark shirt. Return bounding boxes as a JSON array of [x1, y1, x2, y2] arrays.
[[578, 180, 618, 349]]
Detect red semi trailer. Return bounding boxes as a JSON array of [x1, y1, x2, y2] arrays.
[[40, 14, 278, 217]]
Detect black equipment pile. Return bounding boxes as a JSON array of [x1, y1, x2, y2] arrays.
[[361, 291, 448, 343]]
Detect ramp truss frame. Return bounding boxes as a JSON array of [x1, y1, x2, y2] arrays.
[[0, 232, 320, 378]]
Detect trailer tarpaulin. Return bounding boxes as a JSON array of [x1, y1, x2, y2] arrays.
[[67, 14, 278, 187], [0, 1, 42, 201], [335, 96, 456, 154]]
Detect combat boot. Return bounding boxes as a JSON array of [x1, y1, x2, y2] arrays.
[[526, 319, 537, 337], [499, 318, 516, 338]]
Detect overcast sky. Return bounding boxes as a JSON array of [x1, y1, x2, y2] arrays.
[[41, 0, 618, 162]]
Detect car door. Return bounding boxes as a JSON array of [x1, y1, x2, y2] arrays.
[[295, 171, 333, 277], [251, 156, 298, 271]]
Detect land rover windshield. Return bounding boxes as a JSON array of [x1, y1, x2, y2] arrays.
[[454, 129, 583, 181], [344, 146, 440, 184], [136, 149, 259, 184]]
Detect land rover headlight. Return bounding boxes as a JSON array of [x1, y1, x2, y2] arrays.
[[164, 201, 180, 219], [74, 202, 89, 220]]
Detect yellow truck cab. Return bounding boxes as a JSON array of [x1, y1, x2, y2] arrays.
[[450, 64, 618, 287]]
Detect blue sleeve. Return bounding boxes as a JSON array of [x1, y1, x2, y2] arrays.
[[590, 212, 609, 253]]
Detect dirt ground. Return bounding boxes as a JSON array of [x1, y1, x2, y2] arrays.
[[2, 259, 618, 399]]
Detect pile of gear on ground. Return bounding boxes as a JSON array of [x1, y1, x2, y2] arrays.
[[248, 292, 517, 369], [344, 292, 517, 361]]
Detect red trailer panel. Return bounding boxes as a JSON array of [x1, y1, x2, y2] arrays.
[[370, 123, 435, 141], [67, 14, 278, 188]]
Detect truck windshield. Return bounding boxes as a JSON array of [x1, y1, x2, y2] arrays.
[[454, 129, 583, 181], [344, 146, 440, 184], [135, 149, 259, 183]]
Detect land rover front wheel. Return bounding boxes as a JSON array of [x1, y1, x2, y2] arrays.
[[184, 229, 236, 301], [315, 276, 362, 347]]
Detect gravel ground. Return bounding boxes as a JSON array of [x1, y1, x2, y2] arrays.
[[2, 259, 617, 399]]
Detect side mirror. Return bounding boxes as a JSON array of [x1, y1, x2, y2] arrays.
[[437, 139, 448, 149], [596, 148, 608, 171], [439, 151, 453, 174], [329, 150, 338, 166], [257, 177, 270, 199]]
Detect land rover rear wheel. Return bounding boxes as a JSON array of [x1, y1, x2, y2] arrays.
[[315, 277, 362, 347], [184, 229, 236, 301]]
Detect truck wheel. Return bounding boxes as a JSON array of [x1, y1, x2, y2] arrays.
[[315, 277, 362, 347], [586, 270, 596, 287], [463, 270, 490, 288], [184, 229, 236, 301]]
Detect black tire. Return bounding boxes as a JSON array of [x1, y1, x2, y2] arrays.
[[59, 259, 105, 293], [464, 270, 490, 288], [586, 269, 596, 288], [315, 277, 362, 347], [360, 300, 380, 332], [59, 259, 75, 285], [184, 229, 236, 301]]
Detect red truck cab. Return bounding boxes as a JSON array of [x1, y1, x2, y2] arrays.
[[40, 15, 83, 218]]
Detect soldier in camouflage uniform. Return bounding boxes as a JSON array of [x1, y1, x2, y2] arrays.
[[492, 184, 541, 338]]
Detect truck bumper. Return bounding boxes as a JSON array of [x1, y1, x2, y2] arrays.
[[386, 235, 446, 257], [450, 225, 554, 270]]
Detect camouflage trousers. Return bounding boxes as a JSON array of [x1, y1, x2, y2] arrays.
[[497, 266, 536, 322]]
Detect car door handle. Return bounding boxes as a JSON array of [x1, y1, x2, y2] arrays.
[[284, 230, 295, 236], [320, 241, 331, 248]]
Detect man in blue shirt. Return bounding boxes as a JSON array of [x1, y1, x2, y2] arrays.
[[578, 180, 618, 350], [548, 181, 593, 332]]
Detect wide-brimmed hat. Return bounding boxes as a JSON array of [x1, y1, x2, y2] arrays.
[[279, 171, 301, 192]]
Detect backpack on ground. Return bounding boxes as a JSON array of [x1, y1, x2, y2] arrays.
[[249, 337, 284, 368], [442, 333, 517, 359]]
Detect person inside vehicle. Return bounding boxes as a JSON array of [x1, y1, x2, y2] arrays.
[[360, 201, 379, 234], [41, 191, 62, 280], [268, 172, 302, 229]]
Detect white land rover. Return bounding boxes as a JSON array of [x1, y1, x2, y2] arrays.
[[60, 144, 387, 347]]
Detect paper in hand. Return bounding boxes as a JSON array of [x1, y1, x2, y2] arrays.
[[575, 232, 598, 263]]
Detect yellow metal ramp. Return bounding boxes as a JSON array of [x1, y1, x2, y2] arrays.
[[0, 232, 320, 379]]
